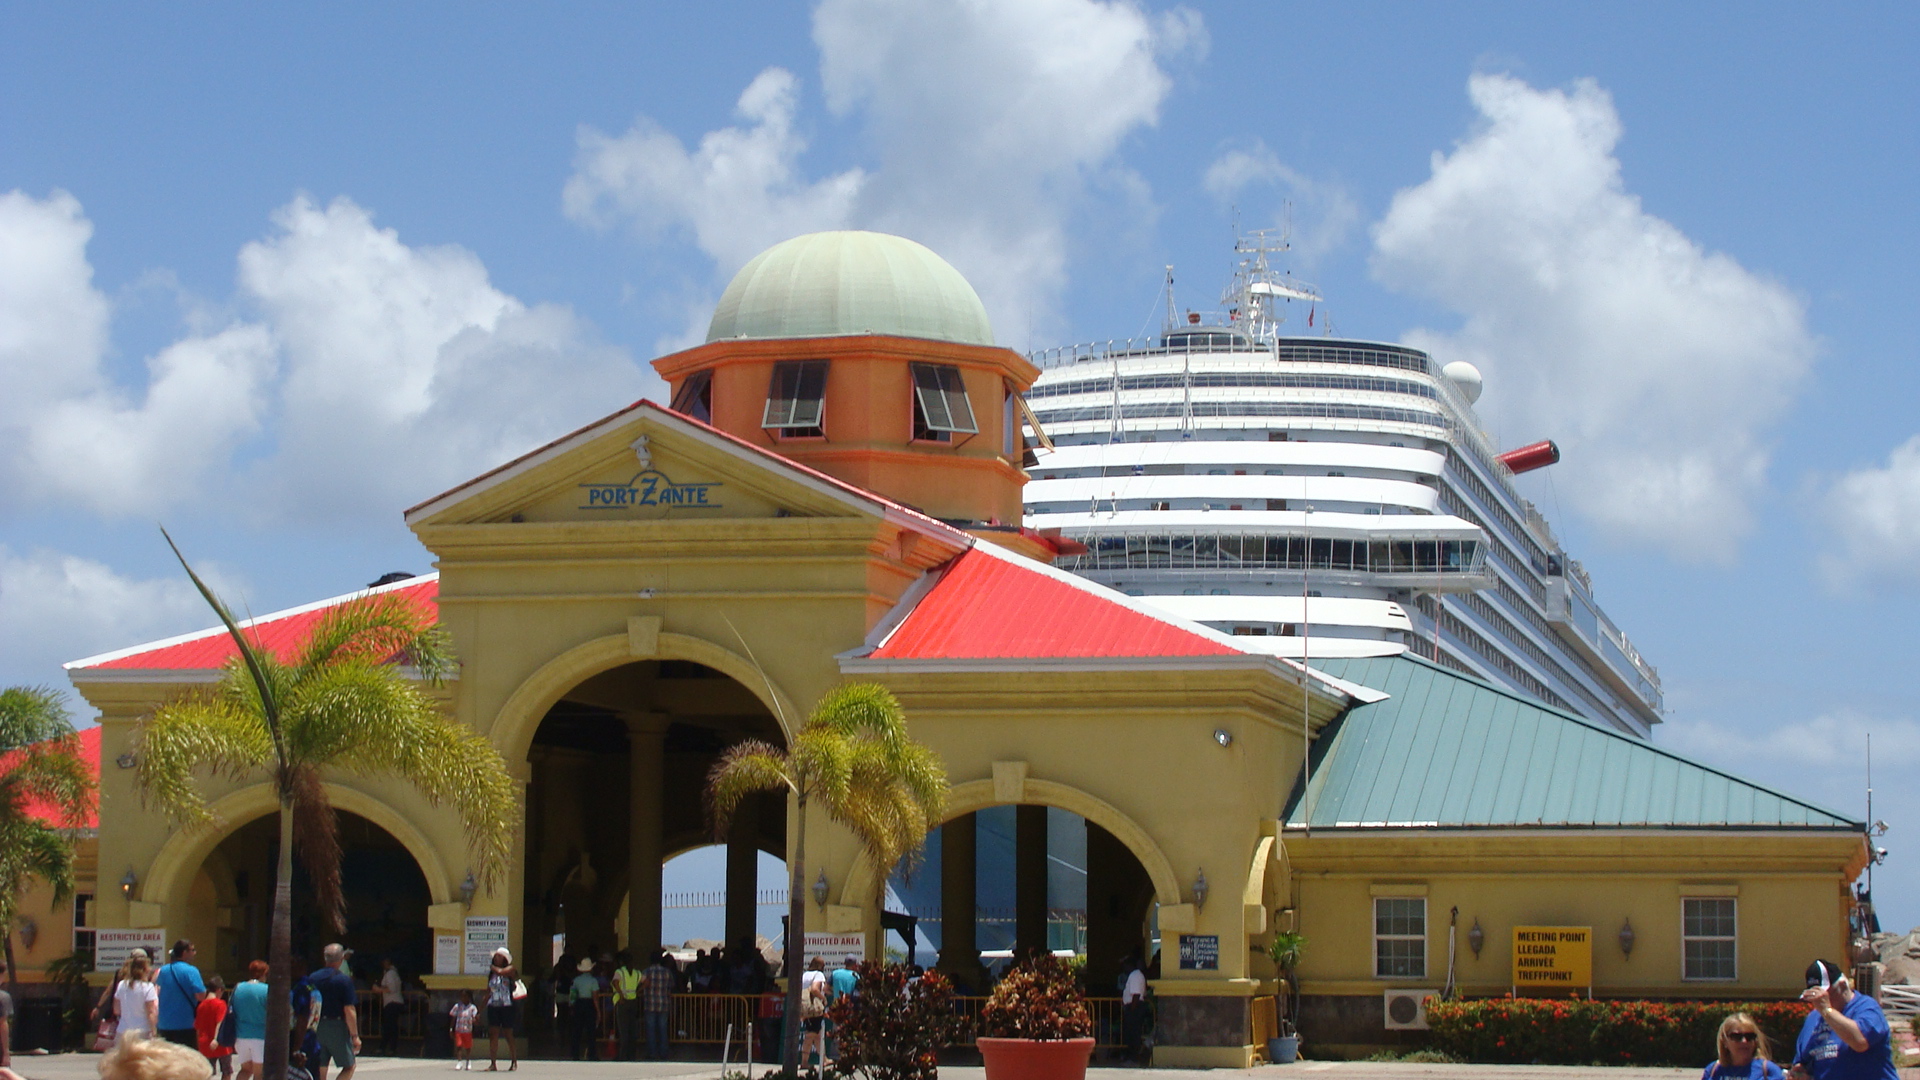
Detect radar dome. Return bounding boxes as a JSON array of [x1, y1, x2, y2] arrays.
[[1442, 361, 1483, 404], [707, 231, 994, 347]]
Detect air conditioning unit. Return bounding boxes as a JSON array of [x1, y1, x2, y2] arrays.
[[1383, 989, 1437, 1030]]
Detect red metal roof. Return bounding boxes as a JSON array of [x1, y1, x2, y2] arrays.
[[13, 726, 101, 830], [870, 546, 1241, 660], [69, 577, 439, 672]]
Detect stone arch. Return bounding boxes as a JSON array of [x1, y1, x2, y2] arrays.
[[491, 631, 800, 768], [140, 782, 456, 909], [839, 777, 1183, 910]]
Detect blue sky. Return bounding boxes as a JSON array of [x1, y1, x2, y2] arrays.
[[3, 3, 1916, 933]]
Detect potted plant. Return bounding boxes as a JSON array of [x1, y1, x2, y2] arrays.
[[1264, 931, 1306, 1064], [977, 954, 1096, 1080]]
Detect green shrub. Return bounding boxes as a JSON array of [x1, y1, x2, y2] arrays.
[[979, 953, 1092, 1040], [1424, 997, 1810, 1066]]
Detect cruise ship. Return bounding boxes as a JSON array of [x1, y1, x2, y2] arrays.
[[1020, 234, 1664, 737]]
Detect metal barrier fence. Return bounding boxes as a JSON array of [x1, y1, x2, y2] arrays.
[[552, 993, 1132, 1050], [354, 990, 432, 1041]]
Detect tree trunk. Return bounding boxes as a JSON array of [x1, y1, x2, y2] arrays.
[[782, 789, 808, 1078], [264, 799, 295, 1080], [3, 928, 16, 1056]]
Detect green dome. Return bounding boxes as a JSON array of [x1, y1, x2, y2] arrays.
[[707, 231, 994, 346]]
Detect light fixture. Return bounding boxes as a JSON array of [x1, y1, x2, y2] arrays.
[[459, 871, 477, 907], [812, 869, 830, 908], [17, 919, 36, 951], [120, 869, 137, 898], [1467, 917, 1484, 957], [1618, 917, 1636, 958], [116, 753, 136, 770], [1192, 869, 1209, 912], [1213, 729, 1233, 747]]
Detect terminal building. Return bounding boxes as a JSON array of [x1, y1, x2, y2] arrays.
[[37, 230, 1869, 1062]]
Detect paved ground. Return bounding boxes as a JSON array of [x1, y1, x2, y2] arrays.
[[8, 1054, 1916, 1080]]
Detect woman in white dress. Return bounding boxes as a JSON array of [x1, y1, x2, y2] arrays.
[[113, 953, 159, 1040]]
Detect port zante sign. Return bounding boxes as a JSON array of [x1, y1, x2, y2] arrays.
[[579, 470, 722, 511], [1512, 926, 1592, 988]]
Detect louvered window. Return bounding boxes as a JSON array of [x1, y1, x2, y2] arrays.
[[671, 369, 713, 424], [763, 361, 828, 435], [911, 363, 977, 441]]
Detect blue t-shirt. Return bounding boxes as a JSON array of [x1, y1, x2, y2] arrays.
[[309, 967, 356, 1020], [1794, 992, 1898, 1080], [828, 967, 857, 1000], [156, 961, 206, 1030], [230, 981, 269, 1040], [1702, 1060, 1784, 1079]]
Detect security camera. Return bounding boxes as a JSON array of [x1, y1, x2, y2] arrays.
[[1873, 847, 1889, 862]]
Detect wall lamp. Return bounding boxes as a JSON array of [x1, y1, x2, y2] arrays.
[[812, 870, 830, 908], [17, 919, 37, 951], [1618, 917, 1636, 958], [116, 753, 136, 770], [120, 869, 137, 898], [1467, 917, 1484, 957], [459, 871, 478, 907], [1192, 869, 1209, 912], [1212, 729, 1233, 747]]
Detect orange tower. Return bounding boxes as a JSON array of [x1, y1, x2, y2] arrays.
[[653, 231, 1060, 558]]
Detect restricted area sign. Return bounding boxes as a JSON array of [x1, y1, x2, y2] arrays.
[[1512, 926, 1592, 988]]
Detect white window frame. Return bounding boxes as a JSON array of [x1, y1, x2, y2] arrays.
[[763, 361, 829, 432], [1681, 896, 1738, 981], [910, 362, 978, 438], [1373, 896, 1427, 979]]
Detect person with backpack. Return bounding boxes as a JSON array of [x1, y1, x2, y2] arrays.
[[154, 940, 207, 1049]]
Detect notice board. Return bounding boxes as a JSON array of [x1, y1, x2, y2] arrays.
[[1512, 926, 1592, 988]]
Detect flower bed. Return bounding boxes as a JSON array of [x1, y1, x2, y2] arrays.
[[1423, 997, 1811, 1066]]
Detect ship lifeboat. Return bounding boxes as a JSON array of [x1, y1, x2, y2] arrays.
[[1497, 440, 1560, 475]]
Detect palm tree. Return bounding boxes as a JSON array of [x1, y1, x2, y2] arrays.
[[0, 687, 98, 1003], [137, 531, 517, 1080], [707, 682, 946, 1077]]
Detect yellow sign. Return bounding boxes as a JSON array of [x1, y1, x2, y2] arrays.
[[1512, 926, 1592, 987]]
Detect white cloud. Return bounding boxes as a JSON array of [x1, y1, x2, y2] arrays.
[[1371, 74, 1814, 561], [238, 195, 650, 521], [564, 68, 865, 277], [565, 0, 1199, 344], [1821, 435, 1920, 587], [1203, 142, 1361, 266], [0, 547, 212, 698], [1664, 709, 1920, 777]]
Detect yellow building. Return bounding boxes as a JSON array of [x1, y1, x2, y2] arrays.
[[52, 231, 1867, 1064]]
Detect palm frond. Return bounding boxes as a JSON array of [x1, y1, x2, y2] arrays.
[[136, 692, 275, 827], [707, 742, 795, 835], [296, 594, 455, 686], [0, 687, 78, 752], [4, 750, 97, 829], [161, 528, 287, 769], [0, 817, 77, 931]]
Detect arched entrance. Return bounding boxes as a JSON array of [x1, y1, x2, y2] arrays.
[[191, 810, 434, 981], [522, 658, 787, 979]]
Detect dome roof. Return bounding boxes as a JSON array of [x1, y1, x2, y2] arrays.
[[706, 231, 994, 347]]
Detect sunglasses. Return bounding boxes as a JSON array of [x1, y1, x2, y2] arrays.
[[1727, 1032, 1758, 1043]]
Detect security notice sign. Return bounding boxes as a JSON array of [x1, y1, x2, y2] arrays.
[[95, 929, 166, 972], [464, 917, 509, 974], [1512, 926, 1592, 988]]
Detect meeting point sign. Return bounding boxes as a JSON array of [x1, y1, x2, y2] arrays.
[[1512, 926, 1592, 989]]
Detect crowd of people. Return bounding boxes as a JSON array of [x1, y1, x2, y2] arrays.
[[543, 937, 776, 1062]]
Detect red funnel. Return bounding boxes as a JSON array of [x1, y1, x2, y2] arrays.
[[1497, 440, 1560, 475]]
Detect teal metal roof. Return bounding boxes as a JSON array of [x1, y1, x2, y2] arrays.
[[1284, 655, 1858, 830]]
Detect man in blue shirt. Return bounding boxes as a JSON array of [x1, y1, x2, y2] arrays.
[[155, 939, 206, 1048], [1791, 959, 1898, 1080], [307, 944, 362, 1080]]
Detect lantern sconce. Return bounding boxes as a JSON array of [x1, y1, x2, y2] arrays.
[[17, 918, 36, 951], [1618, 917, 1636, 958], [120, 869, 137, 898], [116, 753, 136, 770], [459, 871, 477, 908], [812, 869, 831, 909], [1212, 729, 1233, 747], [1192, 869, 1209, 912], [1467, 917, 1485, 958]]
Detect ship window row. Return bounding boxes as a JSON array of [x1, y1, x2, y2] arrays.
[[1433, 472, 1550, 577], [1417, 595, 1574, 713], [1053, 534, 1481, 574], [1032, 401, 1448, 429], [1027, 371, 1436, 402], [1275, 343, 1431, 373], [1454, 586, 1626, 725]]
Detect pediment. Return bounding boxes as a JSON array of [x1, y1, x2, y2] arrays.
[[405, 403, 889, 528]]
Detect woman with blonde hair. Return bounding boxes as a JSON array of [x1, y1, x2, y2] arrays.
[[1705, 1012, 1783, 1079], [99, 1034, 219, 1080]]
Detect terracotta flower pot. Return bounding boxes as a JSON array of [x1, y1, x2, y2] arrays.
[[977, 1036, 1097, 1080]]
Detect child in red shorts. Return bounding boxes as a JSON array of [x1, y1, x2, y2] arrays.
[[450, 990, 478, 1070]]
